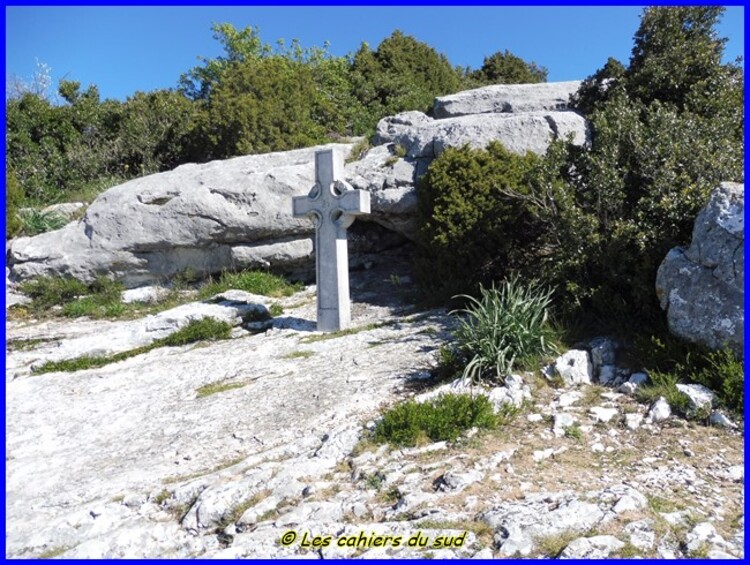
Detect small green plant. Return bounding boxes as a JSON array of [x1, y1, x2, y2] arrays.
[[19, 209, 68, 235], [692, 348, 743, 415], [269, 302, 284, 317], [637, 371, 692, 417], [392, 143, 407, 158], [38, 545, 72, 559], [152, 489, 172, 505], [198, 270, 301, 300], [533, 530, 580, 558], [373, 393, 502, 447], [346, 138, 370, 163], [196, 381, 247, 398], [362, 471, 385, 490], [452, 276, 558, 384], [281, 350, 314, 360], [34, 318, 232, 374], [19, 276, 89, 311], [563, 423, 583, 441]]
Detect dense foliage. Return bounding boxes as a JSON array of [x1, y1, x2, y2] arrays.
[[6, 24, 544, 207], [416, 6, 743, 327]]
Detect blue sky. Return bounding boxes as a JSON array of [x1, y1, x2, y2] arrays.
[[5, 5, 745, 102]]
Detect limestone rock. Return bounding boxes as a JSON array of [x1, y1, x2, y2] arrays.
[[559, 535, 625, 558], [554, 350, 593, 386], [8, 143, 358, 287], [675, 383, 716, 415], [647, 397, 671, 423], [656, 182, 744, 354], [375, 110, 588, 160], [433, 81, 583, 118]]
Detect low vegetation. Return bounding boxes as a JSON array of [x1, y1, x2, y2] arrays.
[[451, 277, 559, 385], [33, 317, 232, 374], [13, 269, 300, 322], [372, 393, 508, 447], [198, 270, 302, 300]]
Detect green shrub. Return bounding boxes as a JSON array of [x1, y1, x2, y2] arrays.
[[199, 270, 301, 299], [373, 393, 500, 447], [34, 318, 232, 374], [415, 142, 541, 302], [19, 209, 69, 236], [692, 348, 744, 415], [6, 169, 24, 238], [19, 276, 89, 311], [636, 370, 692, 417], [159, 317, 232, 346], [452, 277, 558, 385]]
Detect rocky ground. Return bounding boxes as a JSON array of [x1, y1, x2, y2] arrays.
[[5, 259, 744, 559]]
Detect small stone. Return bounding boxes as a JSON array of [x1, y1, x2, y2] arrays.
[[557, 390, 583, 407], [647, 397, 671, 423], [683, 448, 695, 457], [709, 410, 737, 429], [629, 372, 649, 385], [591, 442, 605, 453], [527, 414, 543, 423], [533, 448, 555, 462], [589, 337, 618, 370], [554, 350, 594, 386], [553, 413, 576, 433], [559, 535, 625, 558], [675, 383, 715, 414], [589, 406, 618, 423], [624, 413, 643, 430], [722, 465, 743, 483], [618, 382, 638, 395], [438, 469, 484, 492], [598, 365, 617, 385]]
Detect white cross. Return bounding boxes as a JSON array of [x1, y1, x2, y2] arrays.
[[293, 149, 370, 332]]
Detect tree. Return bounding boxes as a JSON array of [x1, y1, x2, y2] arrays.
[[350, 31, 463, 132], [472, 50, 548, 85]]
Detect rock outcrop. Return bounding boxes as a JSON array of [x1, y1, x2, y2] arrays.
[[7, 81, 589, 289], [432, 80, 582, 118], [656, 182, 744, 354]]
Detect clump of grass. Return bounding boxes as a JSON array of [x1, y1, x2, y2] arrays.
[[19, 276, 90, 311], [281, 350, 314, 360], [564, 423, 583, 441], [691, 348, 743, 415], [269, 302, 284, 317], [636, 371, 692, 418], [373, 393, 503, 447], [38, 545, 72, 559], [452, 276, 558, 385], [33, 318, 232, 374], [199, 270, 301, 300], [19, 209, 68, 235], [196, 381, 247, 398], [6, 337, 58, 351], [533, 530, 580, 557], [346, 138, 371, 163]]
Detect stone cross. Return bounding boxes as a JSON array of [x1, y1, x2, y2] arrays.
[[293, 149, 370, 332]]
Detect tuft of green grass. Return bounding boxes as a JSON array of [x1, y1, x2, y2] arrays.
[[533, 530, 580, 558], [33, 318, 232, 374], [373, 393, 504, 447], [19, 209, 68, 236], [6, 337, 59, 351], [196, 381, 248, 398], [346, 138, 371, 163], [19, 276, 90, 311], [269, 302, 284, 317], [636, 371, 692, 418], [564, 423, 583, 441], [452, 276, 558, 385], [281, 350, 314, 360], [199, 270, 301, 300], [38, 545, 72, 559]]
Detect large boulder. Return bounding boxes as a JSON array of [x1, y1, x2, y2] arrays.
[[656, 182, 744, 354], [374, 109, 587, 160], [432, 80, 582, 118], [8, 144, 358, 287]]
